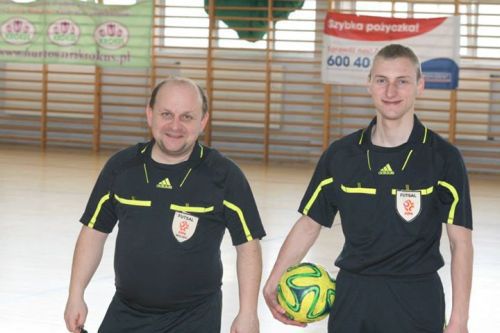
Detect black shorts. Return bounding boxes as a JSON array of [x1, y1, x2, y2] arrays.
[[328, 270, 445, 333], [98, 290, 222, 333]]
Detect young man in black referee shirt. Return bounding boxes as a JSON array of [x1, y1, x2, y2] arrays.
[[64, 77, 266, 333], [263, 44, 473, 333]]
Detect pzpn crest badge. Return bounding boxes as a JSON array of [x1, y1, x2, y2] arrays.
[[396, 190, 421, 222]]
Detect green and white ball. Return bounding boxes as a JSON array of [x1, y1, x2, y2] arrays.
[[277, 262, 336, 323]]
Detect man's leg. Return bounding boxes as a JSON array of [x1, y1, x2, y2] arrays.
[[98, 291, 222, 333], [374, 273, 445, 333], [327, 270, 366, 333]]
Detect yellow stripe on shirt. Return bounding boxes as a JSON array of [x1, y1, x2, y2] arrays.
[[114, 194, 151, 207], [223, 200, 253, 241], [438, 180, 459, 224], [88, 192, 110, 229], [303, 178, 334, 215]]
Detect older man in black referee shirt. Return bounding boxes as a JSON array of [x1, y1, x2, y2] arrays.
[[64, 77, 266, 333]]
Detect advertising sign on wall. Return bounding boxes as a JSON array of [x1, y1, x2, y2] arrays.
[[322, 12, 460, 89], [0, 0, 153, 67]]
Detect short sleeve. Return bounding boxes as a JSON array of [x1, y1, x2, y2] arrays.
[[79, 157, 118, 233], [298, 149, 337, 227], [223, 163, 266, 246], [437, 147, 473, 230]]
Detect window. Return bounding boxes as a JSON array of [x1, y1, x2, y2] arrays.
[[162, 0, 316, 52], [413, 3, 455, 18], [163, 1, 209, 49], [477, 4, 500, 57], [355, 1, 392, 17], [275, 0, 316, 52]]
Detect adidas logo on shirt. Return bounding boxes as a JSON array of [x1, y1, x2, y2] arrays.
[[378, 163, 395, 175], [156, 177, 172, 189]]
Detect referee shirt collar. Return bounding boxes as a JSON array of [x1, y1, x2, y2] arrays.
[[139, 139, 206, 168], [359, 115, 428, 147]]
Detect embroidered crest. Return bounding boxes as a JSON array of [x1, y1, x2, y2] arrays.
[[396, 190, 421, 222], [172, 211, 198, 242]]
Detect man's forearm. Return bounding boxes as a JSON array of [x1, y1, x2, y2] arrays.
[[447, 226, 473, 327], [68, 226, 108, 298], [235, 239, 262, 314], [267, 215, 322, 287]]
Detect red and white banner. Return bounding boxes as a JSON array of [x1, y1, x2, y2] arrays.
[[322, 12, 460, 89]]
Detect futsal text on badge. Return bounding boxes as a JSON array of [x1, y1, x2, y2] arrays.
[[396, 190, 421, 222], [172, 211, 199, 242]]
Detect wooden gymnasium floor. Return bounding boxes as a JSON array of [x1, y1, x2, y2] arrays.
[[0, 143, 499, 332]]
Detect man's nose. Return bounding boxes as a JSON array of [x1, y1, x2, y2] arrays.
[[169, 116, 182, 129], [385, 82, 398, 98]]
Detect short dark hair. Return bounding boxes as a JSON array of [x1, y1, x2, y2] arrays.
[[148, 77, 208, 115], [370, 44, 422, 80]]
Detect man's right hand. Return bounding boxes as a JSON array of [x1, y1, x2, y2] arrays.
[[64, 297, 88, 332], [262, 279, 307, 327]]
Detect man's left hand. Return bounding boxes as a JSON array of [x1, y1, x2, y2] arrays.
[[230, 312, 259, 333], [444, 321, 468, 333]]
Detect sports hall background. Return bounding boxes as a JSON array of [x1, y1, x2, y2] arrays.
[[0, 1, 499, 332]]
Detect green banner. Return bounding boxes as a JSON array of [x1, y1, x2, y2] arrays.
[[0, 0, 153, 67]]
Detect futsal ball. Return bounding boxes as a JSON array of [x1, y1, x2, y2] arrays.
[[277, 262, 335, 323]]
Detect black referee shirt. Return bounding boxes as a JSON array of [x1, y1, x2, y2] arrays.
[[80, 141, 266, 310], [299, 116, 472, 276]]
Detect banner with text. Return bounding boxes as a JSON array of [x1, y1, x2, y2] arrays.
[[0, 0, 153, 67], [322, 12, 460, 89]]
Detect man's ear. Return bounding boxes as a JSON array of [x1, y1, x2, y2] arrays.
[[417, 77, 425, 96], [201, 111, 209, 131], [145, 105, 153, 127]]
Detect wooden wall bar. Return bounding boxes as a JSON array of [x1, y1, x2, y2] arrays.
[[0, 0, 499, 172]]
